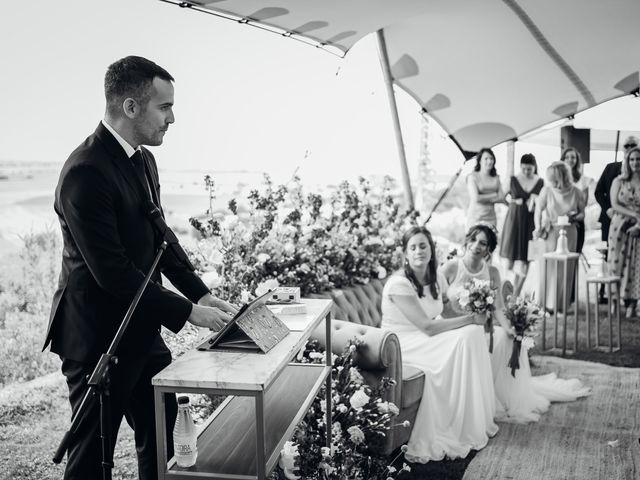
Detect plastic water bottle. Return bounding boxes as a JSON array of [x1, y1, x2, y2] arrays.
[[173, 396, 197, 467]]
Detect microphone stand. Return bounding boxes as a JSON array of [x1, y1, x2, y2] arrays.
[[53, 241, 168, 480]]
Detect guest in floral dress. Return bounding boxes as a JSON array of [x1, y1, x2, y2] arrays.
[[500, 154, 544, 296], [607, 146, 640, 318]]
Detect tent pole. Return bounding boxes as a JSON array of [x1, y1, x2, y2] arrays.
[[614, 130, 620, 162], [376, 29, 414, 210], [506, 140, 515, 178]]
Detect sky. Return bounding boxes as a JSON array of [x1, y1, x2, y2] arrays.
[[1, 0, 638, 187], [1, 0, 458, 185]]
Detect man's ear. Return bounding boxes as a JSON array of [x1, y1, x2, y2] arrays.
[[122, 98, 138, 119]]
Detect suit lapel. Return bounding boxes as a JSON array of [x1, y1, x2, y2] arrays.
[[94, 123, 152, 205]]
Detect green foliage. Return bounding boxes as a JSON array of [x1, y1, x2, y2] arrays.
[[0, 230, 62, 385]]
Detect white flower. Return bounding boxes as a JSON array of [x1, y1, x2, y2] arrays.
[[278, 441, 300, 479], [256, 252, 270, 264], [377, 266, 387, 279], [331, 422, 342, 442], [377, 401, 390, 414], [321, 447, 331, 458], [522, 336, 535, 350], [486, 296, 494, 305], [299, 263, 311, 273], [337, 403, 348, 413], [349, 368, 364, 385], [384, 237, 396, 247], [201, 270, 222, 290], [255, 278, 279, 296], [309, 351, 325, 361], [347, 425, 365, 445], [283, 242, 296, 255], [388, 402, 400, 416], [349, 389, 370, 410], [221, 214, 239, 229], [240, 290, 250, 303], [209, 249, 224, 266]]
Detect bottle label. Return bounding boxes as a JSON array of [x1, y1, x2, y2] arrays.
[[176, 444, 195, 455]]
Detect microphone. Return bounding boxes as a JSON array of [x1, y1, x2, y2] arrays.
[[145, 202, 196, 271]]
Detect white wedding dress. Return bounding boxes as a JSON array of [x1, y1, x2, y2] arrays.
[[447, 259, 591, 423], [381, 273, 498, 463]]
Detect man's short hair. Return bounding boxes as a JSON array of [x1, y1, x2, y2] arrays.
[[623, 136, 639, 149], [104, 56, 174, 116]]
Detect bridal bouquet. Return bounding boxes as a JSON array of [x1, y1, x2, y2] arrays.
[[503, 295, 544, 377], [458, 278, 497, 352]]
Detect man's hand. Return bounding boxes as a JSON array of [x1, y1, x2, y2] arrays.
[[197, 293, 239, 315], [187, 304, 233, 332]]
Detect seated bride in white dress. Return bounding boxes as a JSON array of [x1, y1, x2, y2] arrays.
[[441, 223, 590, 423], [381, 226, 499, 463]]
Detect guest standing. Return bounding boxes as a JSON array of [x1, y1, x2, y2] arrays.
[[466, 147, 505, 230], [500, 153, 544, 296], [43, 56, 238, 480], [381, 226, 497, 463], [560, 147, 594, 254], [533, 161, 586, 310], [607, 146, 640, 318], [595, 135, 639, 303]]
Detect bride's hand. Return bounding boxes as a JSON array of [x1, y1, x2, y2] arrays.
[[470, 312, 487, 325]]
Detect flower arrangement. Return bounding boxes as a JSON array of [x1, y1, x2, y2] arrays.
[[272, 339, 411, 480], [458, 278, 497, 352], [188, 175, 420, 303], [503, 295, 544, 377]]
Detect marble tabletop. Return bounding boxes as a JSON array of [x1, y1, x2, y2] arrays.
[[152, 298, 332, 391]]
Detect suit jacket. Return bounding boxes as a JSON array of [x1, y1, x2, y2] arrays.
[[594, 161, 622, 226], [44, 123, 209, 363]]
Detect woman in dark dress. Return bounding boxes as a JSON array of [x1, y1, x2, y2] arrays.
[[500, 154, 544, 295]]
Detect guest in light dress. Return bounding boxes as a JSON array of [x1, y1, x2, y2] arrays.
[[533, 161, 586, 311], [466, 147, 506, 231]]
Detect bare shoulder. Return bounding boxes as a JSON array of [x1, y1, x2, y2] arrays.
[[441, 259, 458, 281]]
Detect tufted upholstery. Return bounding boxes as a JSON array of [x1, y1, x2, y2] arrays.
[[309, 279, 422, 454]]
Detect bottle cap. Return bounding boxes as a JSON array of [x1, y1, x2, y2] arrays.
[[177, 395, 190, 405]]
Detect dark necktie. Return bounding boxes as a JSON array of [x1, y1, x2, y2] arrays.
[[131, 150, 155, 204]]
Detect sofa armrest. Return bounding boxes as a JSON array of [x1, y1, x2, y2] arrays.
[[311, 319, 403, 409]]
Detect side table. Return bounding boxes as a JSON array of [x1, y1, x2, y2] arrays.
[[585, 275, 622, 352], [152, 298, 333, 479], [542, 252, 580, 356]]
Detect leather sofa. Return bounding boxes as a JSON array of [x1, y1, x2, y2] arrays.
[[309, 279, 421, 455]]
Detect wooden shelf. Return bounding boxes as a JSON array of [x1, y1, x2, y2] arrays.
[[169, 363, 330, 478]]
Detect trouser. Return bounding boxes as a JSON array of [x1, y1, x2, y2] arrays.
[[60, 334, 177, 480]]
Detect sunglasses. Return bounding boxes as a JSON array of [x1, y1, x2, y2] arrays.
[[624, 144, 637, 149]]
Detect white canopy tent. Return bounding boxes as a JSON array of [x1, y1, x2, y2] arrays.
[[161, 0, 640, 204]]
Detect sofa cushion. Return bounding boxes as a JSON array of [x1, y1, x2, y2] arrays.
[[309, 279, 385, 328], [401, 365, 425, 409]]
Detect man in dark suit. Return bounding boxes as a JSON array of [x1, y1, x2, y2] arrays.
[[43, 56, 237, 480], [594, 135, 639, 302]]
